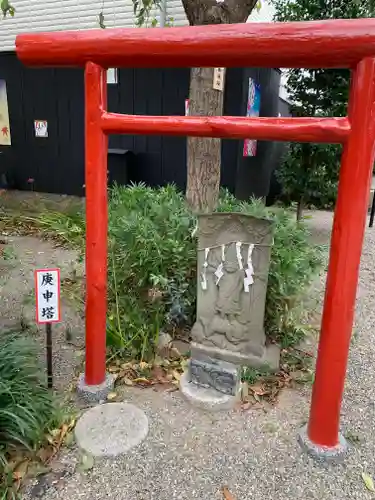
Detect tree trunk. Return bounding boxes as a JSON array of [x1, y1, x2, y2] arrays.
[[296, 143, 311, 222], [182, 0, 258, 213], [296, 196, 304, 222], [186, 67, 225, 212]]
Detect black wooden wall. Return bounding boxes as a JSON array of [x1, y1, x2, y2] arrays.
[[0, 53, 85, 195], [0, 51, 283, 199]]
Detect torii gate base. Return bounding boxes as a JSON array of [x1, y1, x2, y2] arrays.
[[16, 18, 375, 460]]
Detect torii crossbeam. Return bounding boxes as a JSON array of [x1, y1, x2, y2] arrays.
[[16, 18, 375, 458]]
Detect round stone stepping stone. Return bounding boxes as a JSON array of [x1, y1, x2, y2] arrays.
[[75, 402, 149, 457]]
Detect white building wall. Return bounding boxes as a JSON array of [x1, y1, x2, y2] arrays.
[[1, 0, 288, 100], [0, 0, 275, 51]]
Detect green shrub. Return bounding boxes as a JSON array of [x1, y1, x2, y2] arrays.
[[0, 331, 55, 494], [217, 190, 324, 343], [32, 184, 324, 358], [106, 184, 196, 358]]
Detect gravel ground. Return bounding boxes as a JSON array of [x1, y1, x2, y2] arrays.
[[0, 235, 84, 391], [0, 208, 373, 500], [15, 210, 375, 500]]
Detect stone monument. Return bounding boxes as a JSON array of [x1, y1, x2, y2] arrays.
[[181, 213, 280, 406]]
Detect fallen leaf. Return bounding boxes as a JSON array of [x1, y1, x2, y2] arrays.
[[46, 434, 56, 445], [172, 370, 181, 382], [241, 402, 251, 411], [79, 453, 94, 472], [222, 485, 235, 500], [169, 347, 181, 359], [65, 380, 76, 393], [67, 418, 76, 431], [13, 460, 29, 481], [64, 432, 75, 447], [249, 383, 269, 396], [152, 365, 169, 384], [6, 456, 24, 472], [133, 377, 151, 385], [121, 362, 133, 370], [27, 463, 51, 477], [180, 359, 188, 371], [139, 361, 150, 371], [37, 447, 54, 463], [153, 355, 164, 366], [50, 428, 61, 438], [362, 472, 375, 492], [123, 377, 134, 386], [107, 392, 117, 400], [165, 386, 179, 393], [59, 423, 69, 442], [108, 365, 120, 373]]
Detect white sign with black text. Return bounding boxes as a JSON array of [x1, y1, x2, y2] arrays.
[[35, 268, 61, 324]]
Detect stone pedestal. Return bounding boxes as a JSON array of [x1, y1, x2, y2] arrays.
[[190, 356, 241, 396], [182, 213, 280, 407]]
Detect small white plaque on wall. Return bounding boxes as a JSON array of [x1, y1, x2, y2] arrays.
[[213, 68, 225, 91], [34, 120, 48, 138]]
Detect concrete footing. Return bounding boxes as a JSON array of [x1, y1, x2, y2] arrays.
[[298, 424, 348, 461], [180, 371, 240, 411], [75, 402, 149, 457], [191, 342, 280, 372], [77, 373, 115, 404]]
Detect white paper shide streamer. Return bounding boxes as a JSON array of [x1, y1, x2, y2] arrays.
[[201, 247, 210, 290], [200, 241, 256, 291], [235, 241, 243, 269], [244, 243, 255, 292], [214, 244, 226, 285]]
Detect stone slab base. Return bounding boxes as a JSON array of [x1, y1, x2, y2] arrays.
[[191, 342, 280, 372], [298, 424, 348, 461], [190, 357, 241, 396], [180, 371, 240, 411], [75, 402, 149, 457], [77, 373, 115, 405]]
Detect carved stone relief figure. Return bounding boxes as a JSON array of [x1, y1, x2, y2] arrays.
[[191, 212, 278, 368]]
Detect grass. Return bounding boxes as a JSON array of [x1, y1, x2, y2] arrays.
[[0, 329, 57, 498]]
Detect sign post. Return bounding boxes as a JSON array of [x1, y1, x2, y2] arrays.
[[35, 268, 61, 389]]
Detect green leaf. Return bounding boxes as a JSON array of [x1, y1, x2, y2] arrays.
[[1, 0, 15, 17], [362, 472, 375, 492], [79, 453, 94, 472], [1, 0, 9, 16]]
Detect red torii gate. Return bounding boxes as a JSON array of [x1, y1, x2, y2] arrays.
[[16, 18, 375, 456]]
